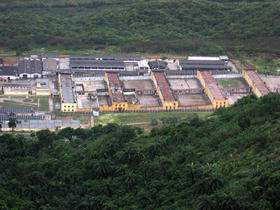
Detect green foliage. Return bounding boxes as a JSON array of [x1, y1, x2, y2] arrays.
[[0, 93, 280, 209], [0, 0, 279, 54]]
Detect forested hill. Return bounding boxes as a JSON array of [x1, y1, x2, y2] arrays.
[[0, 0, 279, 54], [1, 93, 280, 209]]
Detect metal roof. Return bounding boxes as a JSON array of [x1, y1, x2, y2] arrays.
[[0, 114, 43, 121], [0, 66, 18, 76], [2, 120, 80, 129], [60, 74, 75, 103], [18, 58, 42, 75], [0, 107, 35, 114], [180, 59, 226, 65], [70, 55, 141, 61], [70, 60, 125, 69]]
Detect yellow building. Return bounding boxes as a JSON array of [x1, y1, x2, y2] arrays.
[[242, 70, 270, 98], [35, 79, 51, 96], [59, 73, 77, 112], [2, 84, 30, 96], [100, 72, 141, 111], [151, 71, 178, 110], [197, 71, 228, 108]]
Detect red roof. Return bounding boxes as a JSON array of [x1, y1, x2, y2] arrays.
[[154, 72, 175, 102], [107, 72, 125, 103], [245, 70, 270, 96], [200, 71, 225, 100]]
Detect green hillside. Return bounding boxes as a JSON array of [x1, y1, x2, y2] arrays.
[[0, 0, 279, 54], [0, 93, 280, 209]]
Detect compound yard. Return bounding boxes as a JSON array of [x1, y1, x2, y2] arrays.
[[123, 80, 154, 90], [137, 95, 160, 107], [176, 94, 211, 107], [217, 78, 248, 88], [168, 78, 202, 89]]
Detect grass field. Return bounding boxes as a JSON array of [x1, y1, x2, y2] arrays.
[[95, 112, 212, 125], [0, 96, 49, 111], [217, 78, 247, 88]]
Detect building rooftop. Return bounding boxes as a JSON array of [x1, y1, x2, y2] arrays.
[[70, 55, 141, 61], [70, 60, 125, 69], [2, 120, 80, 129], [0, 114, 43, 121], [43, 58, 59, 71], [18, 58, 42, 75], [200, 71, 225, 100], [107, 72, 125, 103], [60, 74, 75, 103], [150, 60, 167, 70], [188, 56, 220, 61], [36, 78, 49, 89], [0, 66, 18, 76], [0, 107, 35, 114], [153, 72, 175, 102], [245, 70, 270, 96]]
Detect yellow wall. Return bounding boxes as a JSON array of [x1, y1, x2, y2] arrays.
[[3, 90, 29, 96], [242, 71, 262, 98], [197, 71, 228, 109], [61, 103, 77, 112], [151, 72, 178, 110], [36, 89, 51, 96]]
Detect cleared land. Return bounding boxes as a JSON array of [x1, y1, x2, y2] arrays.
[[123, 80, 154, 90], [95, 111, 212, 125], [217, 78, 248, 88], [177, 94, 210, 107], [137, 95, 160, 107]]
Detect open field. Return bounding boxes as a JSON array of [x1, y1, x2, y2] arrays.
[[177, 94, 210, 107], [95, 111, 212, 125], [0, 96, 49, 111], [217, 78, 248, 88]]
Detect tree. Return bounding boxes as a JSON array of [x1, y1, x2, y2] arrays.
[[8, 118, 17, 132]]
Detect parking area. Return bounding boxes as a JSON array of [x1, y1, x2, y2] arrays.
[[123, 80, 154, 90], [177, 94, 210, 107], [137, 95, 160, 107]]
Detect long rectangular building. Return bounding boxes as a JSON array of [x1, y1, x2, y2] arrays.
[[242, 70, 270, 97], [59, 73, 77, 112], [197, 71, 228, 108], [151, 71, 178, 110]]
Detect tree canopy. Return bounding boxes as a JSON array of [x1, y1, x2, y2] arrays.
[[0, 93, 280, 209]]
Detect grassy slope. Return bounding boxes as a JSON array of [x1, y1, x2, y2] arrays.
[[95, 111, 211, 125]]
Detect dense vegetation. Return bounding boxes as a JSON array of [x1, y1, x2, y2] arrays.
[[1, 93, 280, 209], [0, 0, 279, 54]]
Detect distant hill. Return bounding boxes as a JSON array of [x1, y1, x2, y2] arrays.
[[0, 93, 280, 209], [0, 0, 279, 54]]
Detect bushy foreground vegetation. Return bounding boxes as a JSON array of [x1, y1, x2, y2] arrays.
[[0, 94, 280, 209], [0, 0, 279, 54]]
